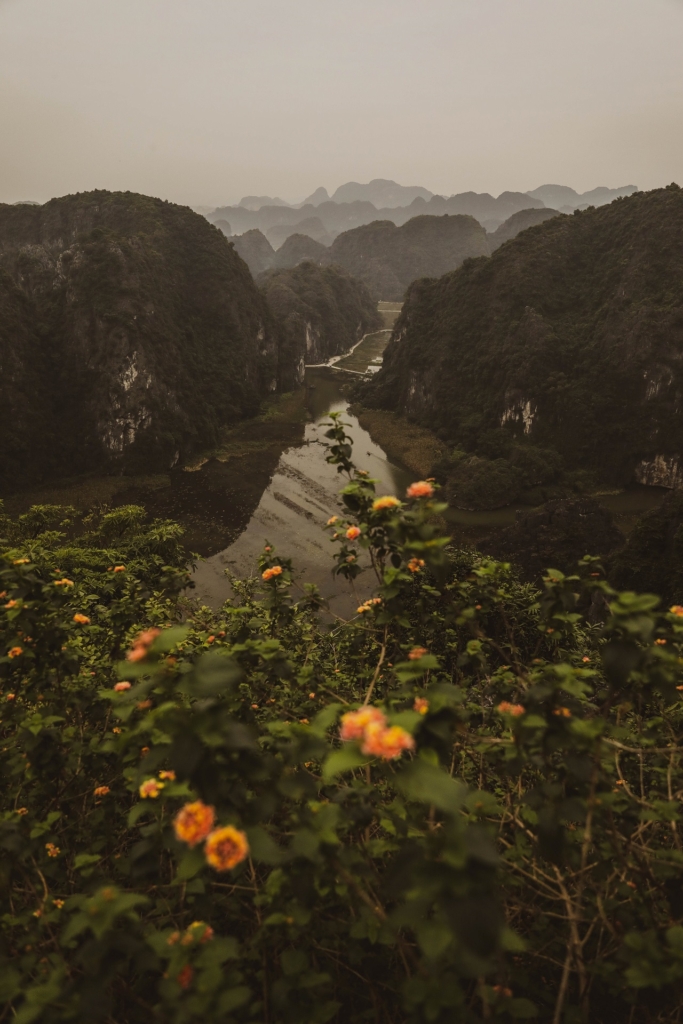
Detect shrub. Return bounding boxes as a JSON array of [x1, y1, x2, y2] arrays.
[[1, 422, 683, 1023]]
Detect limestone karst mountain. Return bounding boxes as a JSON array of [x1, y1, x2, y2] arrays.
[[488, 207, 561, 251]]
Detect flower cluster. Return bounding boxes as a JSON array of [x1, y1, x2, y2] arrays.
[[45, 842, 60, 858], [54, 578, 74, 587], [408, 646, 428, 660], [497, 701, 525, 717], [413, 697, 429, 715], [262, 565, 283, 582], [174, 802, 249, 872], [406, 480, 434, 499], [127, 628, 161, 663], [140, 779, 165, 799], [339, 707, 415, 760], [168, 921, 215, 947], [345, 526, 361, 541], [73, 613, 91, 625], [407, 557, 425, 573], [356, 597, 382, 615], [372, 495, 401, 512]]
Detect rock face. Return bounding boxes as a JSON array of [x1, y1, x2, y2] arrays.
[[484, 498, 624, 583], [231, 229, 275, 276], [259, 262, 382, 373], [609, 491, 683, 605], [326, 214, 490, 300], [0, 191, 283, 488], [363, 186, 683, 488], [488, 208, 561, 251]]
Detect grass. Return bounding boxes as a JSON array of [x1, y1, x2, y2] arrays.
[[351, 408, 448, 477]]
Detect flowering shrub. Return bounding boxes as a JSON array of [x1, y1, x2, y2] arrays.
[[1, 430, 683, 1023]]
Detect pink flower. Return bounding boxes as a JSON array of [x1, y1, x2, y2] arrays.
[[406, 481, 434, 499]]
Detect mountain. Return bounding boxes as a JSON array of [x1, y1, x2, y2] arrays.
[[238, 195, 290, 210], [231, 228, 276, 276], [300, 187, 330, 207], [488, 207, 561, 251], [330, 179, 434, 207], [361, 185, 683, 496], [326, 214, 489, 300], [0, 191, 285, 488], [266, 216, 332, 249], [259, 261, 382, 368], [272, 233, 329, 269], [526, 183, 638, 212]]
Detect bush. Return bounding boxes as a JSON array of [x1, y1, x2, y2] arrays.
[[2, 421, 683, 1023]]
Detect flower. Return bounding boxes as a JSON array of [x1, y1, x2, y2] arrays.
[[361, 722, 415, 760], [655, 638, 667, 645], [345, 555, 356, 563], [497, 702, 525, 717], [8, 647, 23, 659], [345, 526, 361, 540], [308, 692, 316, 699], [413, 697, 429, 714], [581, 656, 591, 663], [407, 558, 425, 573], [6, 693, 16, 701], [127, 628, 161, 662], [553, 706, 572, 718], [73, 613, 90, 625], [113, 565, 126, 573], [167, 931, 180, 946], [139, 779, 164, 799], [206, 635, 215, 643], [408, 646, 428, 661], [13, 558, 30, 565], [45, 843, 60, 858], [372, 495, 400, 511], [204, 826, 250, 871], [670, 605, 683, 617], [262, 565, 283, 581], [492, 985, 513, 998], [54, 578, 74, 587], [406, 480, 434, 499], [357, 604, 371, 614], [4, 599, 18, 609], [185, 921, 214, 944], [53, 899, 64, 909], [114, 681, 131, 692], [174, 801, 215, 847], [177, 965, 194, 990], [340, 706, 387, 741], [93, 786, 110, 797], [326, 516, 338, 526], [16, 807, 28, 815], [159, 770, 176, 781], [112, 727, 121, 734]]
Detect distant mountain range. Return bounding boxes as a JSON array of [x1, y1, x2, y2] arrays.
[[210, 179, 638, 244]]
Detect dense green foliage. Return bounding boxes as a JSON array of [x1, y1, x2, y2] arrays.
[[487, 209, 561, 252], [325, 215, 489, 301], [610, 491, 683, 606], [259, 262, 382, 372], [0, 191, 281, 488], [363, 185, 683, 489], [2, 424, 683, 1023]]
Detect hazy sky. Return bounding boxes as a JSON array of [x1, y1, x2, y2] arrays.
[[1, 0, 682, 207]]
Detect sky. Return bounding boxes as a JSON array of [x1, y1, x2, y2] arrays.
[[1, 0, 682, 208]]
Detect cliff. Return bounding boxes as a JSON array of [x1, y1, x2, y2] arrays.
[[362, 185, 683, 493], [326, 214, 490, 300], [0, 191, 284, 488], [259, 261, 382, 370]]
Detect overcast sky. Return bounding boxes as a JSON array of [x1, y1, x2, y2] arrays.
[[1, 0, 682, 207]]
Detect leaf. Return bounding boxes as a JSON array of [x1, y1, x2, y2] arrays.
[[310, 702, 342, 736], [322, 745, 371, 780], [217, 986, 251, 1013], [395, 759, 467, 814], [245, 825, 283, 864], [174, 846, 206, 881]]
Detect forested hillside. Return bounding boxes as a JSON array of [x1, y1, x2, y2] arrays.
[[259, 261, 382, 369], [0, 192, 284, 489], [362, 185, 683, 492]]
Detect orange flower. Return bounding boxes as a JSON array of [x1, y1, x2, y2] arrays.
[[206, 635, 215, 643], [6, 693, 16, 701], [4, 599, 18, 609], [13, 558, 30, 565], [204, 825, 250, 872], [497, 701, 525, 717], [581, 656, 591, 663], [167, 930, 180, 946], [326, 516, 338, 526], [408, 646, 428, 660], [413, 697, 429, 715], [159, 770, 176, 781], [262, 565, 283, 581], [552, 706, 572, 718], [340, 706, 387, 742], [174, 801, 215, 847], [361, 722, 415, 760], [177, 965, 194, 990], [73, 613, 90, 625], [492, 985, 513, 998], [53, 899, 64, 909], [372, 495, 400, 511], [127, 627, 161, 662], [185, 921, 214, 944], [407, 558, 425, 573], [45, 842, 60, 858], [93, 786, 110, 797], [139, 779, 164, 799], [8, 646, 23, 659], [16, 807, 28, 815], [406, 480, 434, 499], [655, 638, 667, 645], [113, 565, 126, 573], [670, 605, 683, 617], [114, 681, 131, 692], [345, 526, 361, 540], [54, 578, 74, 587]]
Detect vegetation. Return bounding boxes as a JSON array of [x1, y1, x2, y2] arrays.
[[272, 234, 329, 271], [363, 185, 683, 489], [0, 192, 283, 488], [2, 421, 683, 1023], [487, 209, 561, 251], [231, 230, 276, 276], [259, 262, 382, 370]]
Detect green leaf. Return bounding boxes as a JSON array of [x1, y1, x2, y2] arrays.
[[245, 825, 283, 864], [395, 759, 467, 814], [175, 846, 206, 880], [322, 744, 371, 780]]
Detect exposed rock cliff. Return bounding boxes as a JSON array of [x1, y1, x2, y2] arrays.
[[362, 186, 683, 488], [0, 191, 283, 488], [259, 261, 381, 373]]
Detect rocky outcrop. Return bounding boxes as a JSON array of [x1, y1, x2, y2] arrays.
[[0, 191, 285, 488]]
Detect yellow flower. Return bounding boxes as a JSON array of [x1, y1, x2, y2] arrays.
[[139, 779, 164, 799], [54, 578, 74, 587], [670, 605, 683, 617], [159, 770, 176, 780], [413, 697, 429, 715], [73, 613, 91, 625], [372, 495, 400, 511], [45, 842, 60, 858], [8, 646, 23, 659], [174, 801, 215, 847], [13, 558, 30, 565], [326, 516, 338, 526], [204, 826, 250, 872]]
